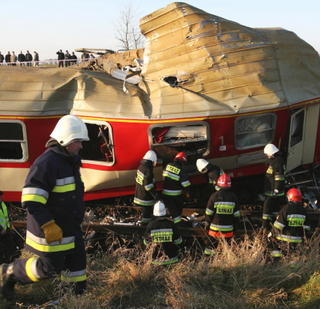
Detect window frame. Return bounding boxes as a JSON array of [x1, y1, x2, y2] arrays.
[[0, 119, 28, 162], [148, 121, 210, 156], [81, 119, 115, 166], [235, 113, 276, 150]]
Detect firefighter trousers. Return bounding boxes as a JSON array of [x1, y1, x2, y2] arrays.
[[162, 195, 183, 224], [12, 235, 87, 294]]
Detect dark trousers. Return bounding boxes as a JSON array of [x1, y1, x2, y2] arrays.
[[162, 195, 183, 224], [13, 236, 86, 294], [262, 195, 286, 230]]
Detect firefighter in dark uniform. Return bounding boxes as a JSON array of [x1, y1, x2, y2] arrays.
[[162, 152, 191, 225], [262, 143, 286, 231], [204, 173, 240, 256], [134, 150, 158, 225], [196, 158, 223, 207], [144, 200, 182, 265], [0, 115, 89, 301], [270, 188, 311, 261]]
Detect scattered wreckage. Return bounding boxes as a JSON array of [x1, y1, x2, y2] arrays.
[[1, 2, 320, 236]]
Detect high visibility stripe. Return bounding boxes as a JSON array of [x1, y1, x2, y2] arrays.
[[181, 180, 191, 188], [271, 250, 283, 257], [210, 223, 233, 232], [151, 256, 179, 265], [22, 194, 48, 204], [163, 171, 180, 181], [263, 214, 273, 220], [25, 257, 40, 282], [133, 197, 155, 206], [274, 220, 285, 230], [276, 234, 302, 243], [22, 187, 48, 204], [174, 237, 183, 245], [205, 208, 214, 216], [61, 270, 87, 282], [52, 183, 76, 193], [304, 225, 311, 230], [234, 210, 240, 217], [144, 183, 154, 191], [173, 216, 182, 224], [26, 231, 75, 252], [204, 247, 215, 256], [162, 189, 182, 196]]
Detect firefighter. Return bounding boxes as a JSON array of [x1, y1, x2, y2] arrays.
[[270, 188, 311, 261], [144, 200, 182, 265], [196, 158, 223, 207], [262, 143, 286, 231], [204, 173, 240, 256], [0, 115, 89, 301], [162, 152, 191, 225], [134, 150, 158, 225]]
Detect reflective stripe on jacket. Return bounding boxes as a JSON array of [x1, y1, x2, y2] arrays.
[[22, 144, 85, 256]]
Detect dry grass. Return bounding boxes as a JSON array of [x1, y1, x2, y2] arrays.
[[2, 232, 320, 308]]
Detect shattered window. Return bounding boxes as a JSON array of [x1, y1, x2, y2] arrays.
[[235, 114, 275, 150], [81, 122, 115, 164], [150, 122, 209, 160], [290, 110, 304, 147], [0, 121, 28, 161]]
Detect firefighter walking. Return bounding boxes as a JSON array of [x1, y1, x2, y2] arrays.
[[262, 144, 286, 231], [0, 115, 89, 301], [162, 152, 191, 225], [144, 200, 182, 265], [134, 150, 158, 225], [270, 188, 311, 261], [204, 173, 240, 256]]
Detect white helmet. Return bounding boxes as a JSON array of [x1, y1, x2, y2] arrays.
[[50, 115, 89, 146], [196, 158, 209, 173], [153, 200, 166, 217], [263, 143, 279, 156], [143, 150, 157, 165]]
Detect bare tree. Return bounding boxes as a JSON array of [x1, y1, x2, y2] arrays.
[[115, 6, 144, 50]]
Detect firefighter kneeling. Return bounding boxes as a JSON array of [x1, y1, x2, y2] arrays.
[[0, 115, 89, 301], [203, 173, 240, 256], [144, 200, 183, 265], [269, 188, 311, 261]]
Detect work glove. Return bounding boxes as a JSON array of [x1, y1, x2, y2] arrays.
[[41, 220, 63, 243]]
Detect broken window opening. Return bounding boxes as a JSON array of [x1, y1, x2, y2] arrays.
[[290, 109, 304, 147], [0, 121, 28, 162], [81, 122, 115, 164], [149, 122, 209, 163], [235, 114, 276, 150]]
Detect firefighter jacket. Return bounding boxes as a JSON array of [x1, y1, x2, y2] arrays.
[[134, 159, 156, 206], [207, 163, 223, 185], [264, 153, 285, 196], [162, 160, 191, 197], [205, 188, 240, 238], [144, 216, 182, 265], [0, 201, 10, 231], [273, 202, 310, 243], [22, 144, 85, 256]]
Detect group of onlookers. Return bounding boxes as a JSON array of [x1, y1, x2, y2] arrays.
[[0, 51, 39, 66], [56, 49, 79, 67]]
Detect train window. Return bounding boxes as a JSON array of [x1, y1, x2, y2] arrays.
[[235, 114, 275, 150], [149, 122, 209, 161], [80, 121, 115, 165], [0, 120, 28, 162], [290, 110, 304, 147]]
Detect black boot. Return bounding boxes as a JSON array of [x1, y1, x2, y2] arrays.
[[0, 263, 16, 300]]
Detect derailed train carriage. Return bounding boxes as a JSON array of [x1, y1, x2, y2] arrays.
[[1, 2, 320, 205]]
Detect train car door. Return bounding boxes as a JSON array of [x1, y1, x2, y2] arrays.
[[286, 109, 305, 172], [286, 105, 320, 172]]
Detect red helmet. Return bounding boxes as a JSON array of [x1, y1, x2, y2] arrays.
[[287, 188, 302, 202], [217, 173, 231, 188], [175, 152, 187, 162]]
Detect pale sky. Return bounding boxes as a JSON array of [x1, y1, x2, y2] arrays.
[[1, 0, 319, 60]]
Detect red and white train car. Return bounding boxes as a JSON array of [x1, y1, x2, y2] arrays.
[[1, 2, 320, 202]]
